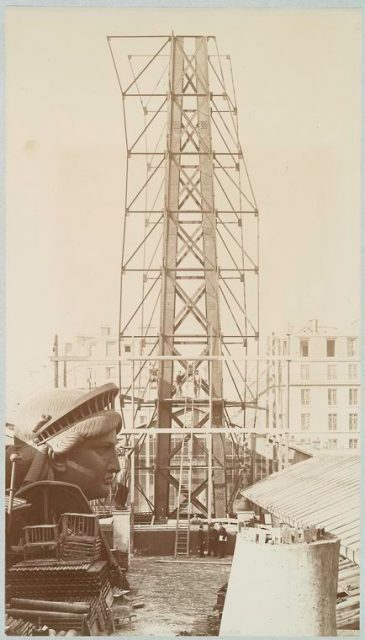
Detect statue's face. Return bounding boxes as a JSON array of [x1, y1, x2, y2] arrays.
[[55, 430, 120, 500]]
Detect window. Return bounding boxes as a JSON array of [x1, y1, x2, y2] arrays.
[[301, 365, 310, 380], [328, 438, 337, 450], [301, 389, 310, 405], [327, 339, 335, 357], [349, 438, 358, 449], [105, 367, 115, 379], [328, 414, 337, 431], [106, 342, 117, 357], [301, 414, 310, 431], [348, 364, 358, 380], [300, 339, 309, 357], [327, 364, 336, 380], [349, 414, 358, 431], [347, 338, 356, 357], [349, 388, 358, 406], [87, 368, 94, 388], [328, 389, 337, 406], [124, 344, 131, 353], [64, 342, 73, 355]]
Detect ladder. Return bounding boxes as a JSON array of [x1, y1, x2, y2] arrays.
[[174, 390, 194, 557]]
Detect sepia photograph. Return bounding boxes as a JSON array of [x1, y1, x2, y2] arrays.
[[4, 4, 362, 637]]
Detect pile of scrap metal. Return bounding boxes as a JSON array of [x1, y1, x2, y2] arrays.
[[7, 513, 114, 635], [6, 482, 130, 636]]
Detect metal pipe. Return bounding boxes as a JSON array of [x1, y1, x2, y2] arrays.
[[49, 354, 361, 363], [117, 427, 342, 434], [53, 334, 59, 388], [10, 599, 89, 614], [6, 609, 87, 620], [130, 343, 135, 555], [7, 453, 21, 517]]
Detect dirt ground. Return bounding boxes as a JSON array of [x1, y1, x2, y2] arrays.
[[115, 556, 232, 636]]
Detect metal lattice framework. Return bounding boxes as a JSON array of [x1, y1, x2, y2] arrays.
[[108, 34, 259, 520]]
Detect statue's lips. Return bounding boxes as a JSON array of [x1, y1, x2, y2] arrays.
[[103, 475, 114, 484]]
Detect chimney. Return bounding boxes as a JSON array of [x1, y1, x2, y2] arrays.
[[309, 319, 318, 333]]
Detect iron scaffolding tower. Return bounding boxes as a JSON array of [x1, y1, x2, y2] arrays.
[[108, 34, 259, 521]]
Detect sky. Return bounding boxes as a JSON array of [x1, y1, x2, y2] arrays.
[[5, 7, 362, 413]]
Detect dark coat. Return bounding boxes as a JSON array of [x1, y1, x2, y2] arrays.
[[218, 526, 227, 542]]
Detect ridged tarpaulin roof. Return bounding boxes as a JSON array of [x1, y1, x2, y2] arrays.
[[242, 453, 360, 564]]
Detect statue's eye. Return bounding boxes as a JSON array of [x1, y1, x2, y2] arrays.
[[96, 445, 111, 454]]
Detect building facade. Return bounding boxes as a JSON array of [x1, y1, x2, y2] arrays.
[[266, 320, 360, 451], [51, 319, 360, 514], [52, 326, 131, 392]]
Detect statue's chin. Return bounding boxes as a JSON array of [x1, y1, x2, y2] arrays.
[[86, 486, 110, 501]]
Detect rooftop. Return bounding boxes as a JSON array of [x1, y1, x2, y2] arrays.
[[242, 452, 360, 564]]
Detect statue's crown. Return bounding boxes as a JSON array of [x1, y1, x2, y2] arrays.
[[32, 383, 119, 446]]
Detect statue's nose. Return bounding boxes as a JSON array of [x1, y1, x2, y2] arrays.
[[109, 448, 120, 472]]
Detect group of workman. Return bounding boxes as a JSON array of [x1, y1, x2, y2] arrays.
[[198, 522, 228, 558], [149, 367, 201, 399]]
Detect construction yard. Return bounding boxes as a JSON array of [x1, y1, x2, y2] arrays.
[[118, 557, 232, 636]]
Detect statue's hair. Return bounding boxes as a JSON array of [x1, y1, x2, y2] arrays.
[[14, 389, 122, 455]]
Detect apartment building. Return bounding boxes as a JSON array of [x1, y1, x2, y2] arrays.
[[52, 326, 131, 392], [266, 320, 360, 451]]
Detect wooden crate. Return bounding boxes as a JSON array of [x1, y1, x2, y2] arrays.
[[23, 525, 59, 561]]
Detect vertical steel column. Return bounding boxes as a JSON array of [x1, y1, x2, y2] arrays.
[[155, 36, 227, 519], [53, 334, 59, 389], [155, 36, 184, 520], [130, 355, 135, 552], [196, 37, 226, 517]]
